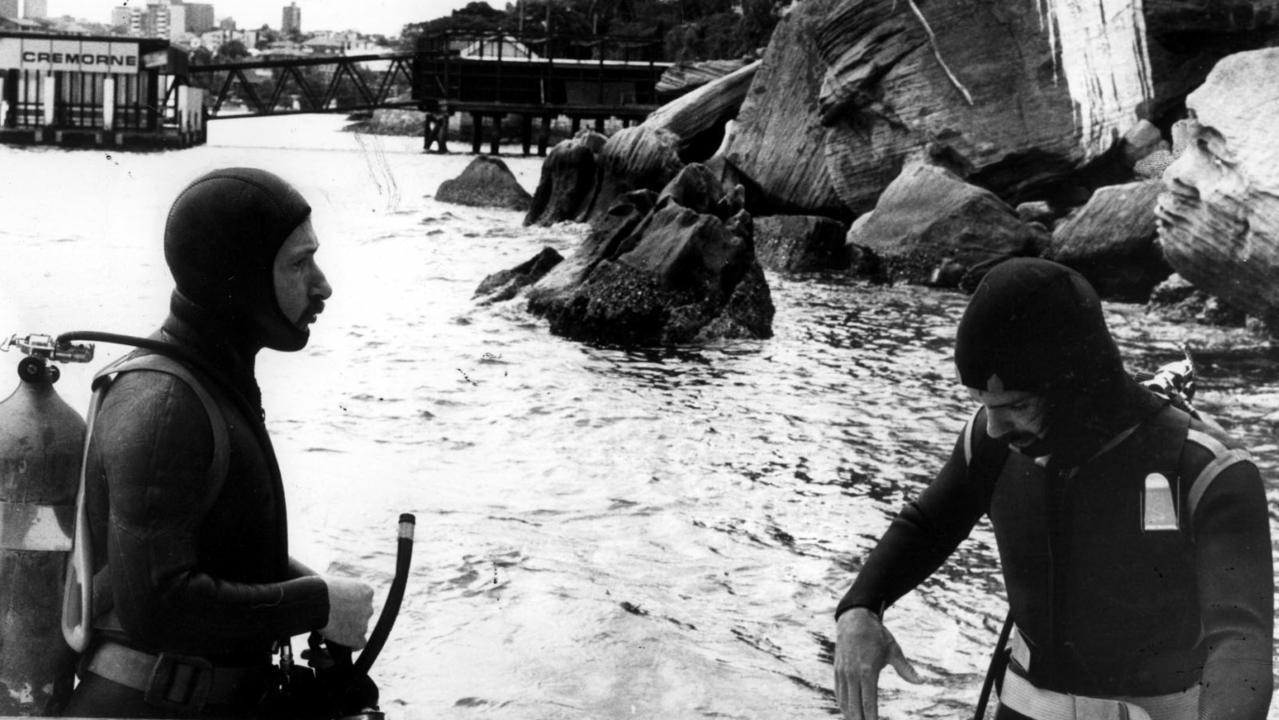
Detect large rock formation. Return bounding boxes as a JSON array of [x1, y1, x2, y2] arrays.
[[586, 125, 687, 229], [845, 161, 1047, 288], [524, 164, 773, 345], [523, 132, 606, 226], [1156, 47, 1279, 331], [1143, 1, 1279, 120], [436, 156, 532, 211], [720, 0, 849, 218], [524, 64, 758, 228], [645, 60, 760, 163], [1047, 180, 1171, 302], [657, 58, 757, 100], [721, 0, 1279, 218]]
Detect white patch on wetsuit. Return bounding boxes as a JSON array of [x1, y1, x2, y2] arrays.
[[1142, 472, 1178, 531]]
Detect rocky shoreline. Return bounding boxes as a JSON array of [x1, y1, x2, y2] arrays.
[[428, 1, 1279, 351]]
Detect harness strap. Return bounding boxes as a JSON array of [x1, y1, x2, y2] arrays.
[[1185, 429, 1251, 521], [61, 353, 229, 653], [963, 405, 982, 466], [1000, 666, 1199, 720], [1003, 625, 1200, 720], [86, 641, 269, 713]]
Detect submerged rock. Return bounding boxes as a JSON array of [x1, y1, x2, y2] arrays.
[[528, 190, 661, 313], [753, 215, 849, 273], [524, 164, 773, 345], [474, 247, 564, 305], [436, 156, 532, 211], [1147, 274, 1247, 328], [1047, 180, 1170, 302]]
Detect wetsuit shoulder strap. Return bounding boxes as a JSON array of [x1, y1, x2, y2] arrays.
[[1183, 418, 1252, 524], [92, 353, 230, 494], [62, 353, 231, 653], [962, 406, 1011, 509]]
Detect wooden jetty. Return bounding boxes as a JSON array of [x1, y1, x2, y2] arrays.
[[413, 32, 671, 156]]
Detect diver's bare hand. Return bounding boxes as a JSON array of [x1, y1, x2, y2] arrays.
[[833, 607, 923, 720]]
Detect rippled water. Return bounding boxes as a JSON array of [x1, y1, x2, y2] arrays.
[[1, 116, 1276, 719]]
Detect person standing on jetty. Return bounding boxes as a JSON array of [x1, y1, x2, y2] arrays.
[[63, 168, 375, 717], [832, 258, 1272, 720]]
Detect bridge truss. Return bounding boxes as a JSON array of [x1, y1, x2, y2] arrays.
[[187, 53, 417, 118]]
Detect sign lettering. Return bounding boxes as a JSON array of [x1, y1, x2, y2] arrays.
[[1, 39, 141, 74]]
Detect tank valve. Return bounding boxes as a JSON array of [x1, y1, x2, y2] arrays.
[[1, 334, 96, 384]]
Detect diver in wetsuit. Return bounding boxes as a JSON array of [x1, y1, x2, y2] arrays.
[[64, 168, 375, 718], [832, 258, 1272, 720]]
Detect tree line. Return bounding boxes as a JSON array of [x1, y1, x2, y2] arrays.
[[402, 0, 789, 63]]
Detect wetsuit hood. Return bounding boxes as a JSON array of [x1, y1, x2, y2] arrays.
[[164, 167, 312, 352], [954, 258, 1147, 466]]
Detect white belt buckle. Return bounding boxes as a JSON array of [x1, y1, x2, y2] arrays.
[[1074, 696, 1125, 720], [1075, 697, 1152, 720]]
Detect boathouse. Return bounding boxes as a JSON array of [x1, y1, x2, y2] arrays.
[[0, 31, 205, 149]]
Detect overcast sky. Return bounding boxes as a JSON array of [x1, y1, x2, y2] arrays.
[[45, 0, 498, 36]]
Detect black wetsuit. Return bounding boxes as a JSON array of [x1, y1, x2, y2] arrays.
[[64, 302, 330, 718], [64, 167, 328, 718], [839, 258, 1272, 719], [837, 386, 1272, 718]]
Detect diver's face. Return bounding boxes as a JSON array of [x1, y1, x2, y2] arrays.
[[967, 388, 1048, 450], [273, 218, 332, 341]]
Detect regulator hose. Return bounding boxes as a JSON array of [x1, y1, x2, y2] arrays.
[[355, 513, 416, 676], [55, 330, 252, 414]]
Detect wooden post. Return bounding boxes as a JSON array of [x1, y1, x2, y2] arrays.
[[520, 114, 532, 156], [41, 74, 56, 128], [102, 77, 115, 132], [538, 115, 551, 156], [0, 70, 13, 128], [190, 87, 205, 142], [424, 111, 449, 153], [489, 113, 502, 155], [471, 111, 482, 154], [145, 69, 159, 131]]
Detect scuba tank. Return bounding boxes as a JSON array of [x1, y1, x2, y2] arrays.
[[0, 334, 94, 715]]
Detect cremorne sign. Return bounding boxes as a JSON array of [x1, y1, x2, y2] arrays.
[[0, 38, 140, 74]]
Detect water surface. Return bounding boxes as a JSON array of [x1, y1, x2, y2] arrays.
[[1, 116, 1275, 719]]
